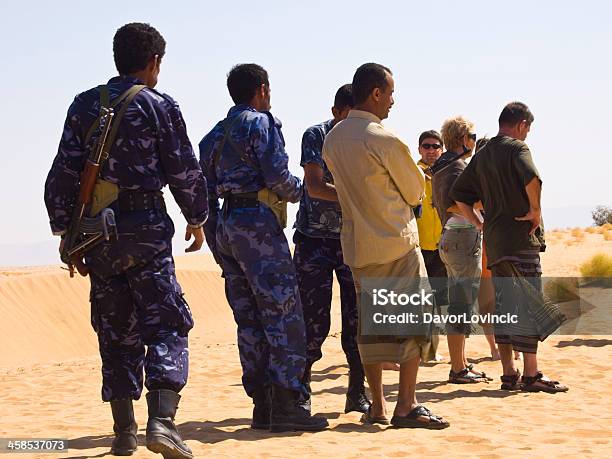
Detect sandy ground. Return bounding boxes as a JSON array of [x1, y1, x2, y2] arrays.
[[0, 229, 610, 458]]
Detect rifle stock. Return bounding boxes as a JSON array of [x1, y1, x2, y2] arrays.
[[60, 108, 115, 276]]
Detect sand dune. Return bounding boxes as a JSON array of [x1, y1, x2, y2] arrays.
[[0, 230, 610, 457], [0, 256, 230, 369]]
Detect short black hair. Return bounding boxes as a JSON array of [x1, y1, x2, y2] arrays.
[[352, 63, 392, 105], [498, 101, 534, 127], [227, 64, 269, 105], [333, 84, 353, 110], [113, 23, 166, 75], [418, 130, 443, 147]]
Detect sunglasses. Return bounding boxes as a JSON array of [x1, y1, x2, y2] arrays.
[[421, 143, 442, 150], [468, 133, 477, 141]]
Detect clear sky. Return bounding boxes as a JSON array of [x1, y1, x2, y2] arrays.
[[0, 0, 610, 262]]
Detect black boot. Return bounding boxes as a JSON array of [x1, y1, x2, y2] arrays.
[[110, 399, 138, 456], [269, 385, 328, 433], [251, 386, 271, 430], [145, 390, 193, 459], [302, 365, 312, 394], [344, 370, 371, 414], [299, 364, 312, 413]]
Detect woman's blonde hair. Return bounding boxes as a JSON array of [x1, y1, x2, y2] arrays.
[[441, 116, 475, 152]]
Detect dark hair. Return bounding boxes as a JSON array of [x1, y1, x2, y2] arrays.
[[498, 101, 534, 127], [333, 84, 353, 109], [418, 130, 443, 147], [226, 64, 269, 105], [352, 63, 392, 105], [113, 23, 166, 75]]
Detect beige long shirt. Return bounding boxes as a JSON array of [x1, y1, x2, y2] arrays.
[[322, 110, 425, 268]]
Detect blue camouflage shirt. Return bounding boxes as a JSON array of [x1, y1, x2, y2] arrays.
[[44, 75, 208, 235], [198, 105, 302, 254], [294, 119, 342, 238]]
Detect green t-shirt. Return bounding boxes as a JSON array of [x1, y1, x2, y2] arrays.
[[450, 135, 545, 265]]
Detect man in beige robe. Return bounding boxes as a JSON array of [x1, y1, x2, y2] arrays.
[[322, 63, 449, 429]]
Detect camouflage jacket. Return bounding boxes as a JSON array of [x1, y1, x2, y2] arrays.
[[198, 105, 302, 255], [44, 75, 208, 235]]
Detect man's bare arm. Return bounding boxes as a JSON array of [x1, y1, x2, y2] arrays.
[[304, 163, 338, 202], [515, 176, 542, 235]]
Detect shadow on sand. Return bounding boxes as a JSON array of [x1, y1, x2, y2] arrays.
[[64, 361, 519, 455], [555, 338, 612, 348]]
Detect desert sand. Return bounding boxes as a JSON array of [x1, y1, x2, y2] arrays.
[[0, 229, 610, 458]]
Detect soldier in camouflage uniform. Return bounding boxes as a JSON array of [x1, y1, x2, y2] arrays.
[[293, 84, 370, 415], [199, 64, 327, 433], [44, 23, 205, 458]]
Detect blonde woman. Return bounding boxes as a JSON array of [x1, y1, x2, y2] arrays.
[[432, 116, 491, 384]]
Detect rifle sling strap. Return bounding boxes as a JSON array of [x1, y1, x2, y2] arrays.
[[83, 84, 147, 155], [212, 111, 277, 177], [212, 112, 256, 174]]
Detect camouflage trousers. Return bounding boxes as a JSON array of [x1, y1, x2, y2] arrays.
[[293, 231, 363, 377], [86, 210, 193, 402], [216, 204, 308, 399]]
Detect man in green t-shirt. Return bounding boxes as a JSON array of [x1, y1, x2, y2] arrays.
[[451, 102, 568, 394]]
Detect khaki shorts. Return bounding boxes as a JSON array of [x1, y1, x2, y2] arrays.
[[352, 248, 434, 364]]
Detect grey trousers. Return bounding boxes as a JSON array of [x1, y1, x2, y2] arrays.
[[439, 227, 482, 335]]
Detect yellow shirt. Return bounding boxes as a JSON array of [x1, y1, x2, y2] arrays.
[[416, 160, 443, 251], [322, 110, 425, 268]]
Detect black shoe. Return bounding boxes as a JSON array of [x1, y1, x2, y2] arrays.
[[145, 390, 193, 459], [344, 369, 371, 414], [110, 399, 138, 456], [269, 385, 328, 433], [251, 386, 271, 430], [344, 390, 371, 414]]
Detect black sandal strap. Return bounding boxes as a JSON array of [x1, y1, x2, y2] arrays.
[[450, 367, 490, 383], [409, 405, 430, 418], [449, 368, 470, 378], [523, 371, 545, 386], [408, 405, 445, 424]]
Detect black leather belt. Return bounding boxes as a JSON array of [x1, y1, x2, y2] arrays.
[[224, 192, 259, 210], [118, 190, 166, 212]]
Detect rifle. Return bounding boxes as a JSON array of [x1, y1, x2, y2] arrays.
[[60, 107, 117, 277], [59, 84, 146, 277]]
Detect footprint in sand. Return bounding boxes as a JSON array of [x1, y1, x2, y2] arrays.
[[545, 437, 568, 444]]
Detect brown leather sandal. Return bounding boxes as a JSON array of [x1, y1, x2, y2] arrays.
[[500, 369, 522, 390], [391, 405, 450, 429], [449, 368, 490, 384], [466, 364, 494, 381], [522, 371, 568, 393]]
